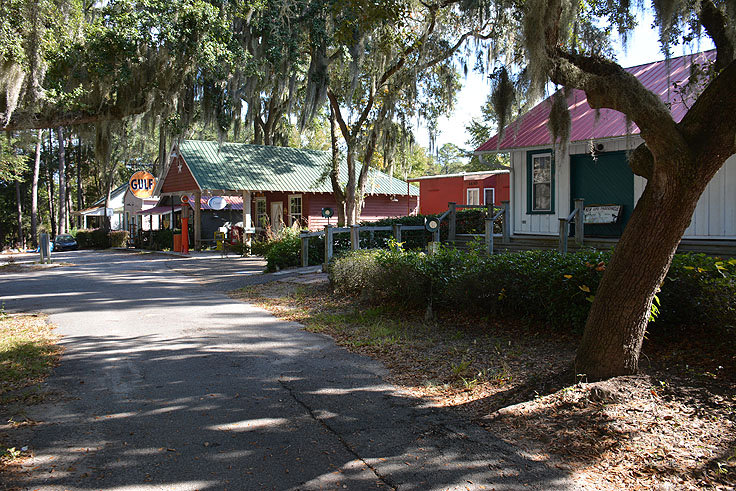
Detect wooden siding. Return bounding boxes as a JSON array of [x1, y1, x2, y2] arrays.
[[513, 135, 736, 240], [417, 174, 510, 214], [246, 191, 418, 231], [681, 154, 736, 238], [418, 178, 464, 214], [307, 193, 418, 230], [161, 156, 200, 194]]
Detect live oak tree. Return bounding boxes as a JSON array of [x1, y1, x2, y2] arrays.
[[308, 0, 499, 225], [483, 0, 735, 380]]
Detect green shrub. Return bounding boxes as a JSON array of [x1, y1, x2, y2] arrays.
[[251, 239, 273, 257], [148, 229, 174, 250], [263, 226, 303, 272], [329, 248, 736, 334], [75, 229, 110, 249], [109, 230, 129, 248]]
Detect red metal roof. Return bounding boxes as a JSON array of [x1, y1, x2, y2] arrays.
[[476, 50, 716, 152]]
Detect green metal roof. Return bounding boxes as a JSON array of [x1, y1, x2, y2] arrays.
[[178, 140, 418, 196]]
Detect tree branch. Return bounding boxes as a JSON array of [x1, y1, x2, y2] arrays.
[[700, 0, 735, 71], [548, 51, 690, 165], [679, 58, 736, 176], [326, 88, 351, 143]]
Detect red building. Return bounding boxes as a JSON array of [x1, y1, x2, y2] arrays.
[[155, 140, 419, 248], [408, 170, 510, 215]]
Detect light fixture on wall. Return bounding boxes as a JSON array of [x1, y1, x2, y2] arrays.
[[389, 195, 399, 202]]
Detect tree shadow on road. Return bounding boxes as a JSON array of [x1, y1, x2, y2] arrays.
[[3, 326, 576, 490]]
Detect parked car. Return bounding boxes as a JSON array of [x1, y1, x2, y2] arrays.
[[53, 234, 78, 251]]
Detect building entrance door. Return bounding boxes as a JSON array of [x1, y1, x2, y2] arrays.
[[271, 202, 284, 232], [570, 150, 634, 237]]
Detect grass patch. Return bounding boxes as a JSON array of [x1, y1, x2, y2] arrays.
[[0, 313, 62, 475], [0, 314, 62, 403]]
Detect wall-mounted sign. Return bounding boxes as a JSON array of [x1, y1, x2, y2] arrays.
[[129, 171, 157, 198], [180, 195, 190, 205], [208, 196, 227, 210]]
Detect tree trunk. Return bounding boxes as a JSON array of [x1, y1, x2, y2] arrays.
[[156, 124, 166, 178], [328, 105, 346, 226], [46, 144, 56, 238], [575, 164, 706, 380], [57, 127, 67, 234], [343, 147, 358, 225], [15, 180, 24, 249], [76, 134, 83, 228], [66, 182, 72, 232], [31, 129, 41, 247]]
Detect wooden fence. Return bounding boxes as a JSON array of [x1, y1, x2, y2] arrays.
[[300, 200, 511, 269]]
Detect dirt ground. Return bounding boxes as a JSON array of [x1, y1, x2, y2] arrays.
[[232, 278, 736, 490]]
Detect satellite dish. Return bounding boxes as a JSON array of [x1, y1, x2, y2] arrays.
[[425, 217, 440, 233], [208, 196, 227, 210], [321, 207, 334, 218]]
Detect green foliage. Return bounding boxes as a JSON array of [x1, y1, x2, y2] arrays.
[[109, 230, 129, 248], [330, 249, 736, 335], [0, 135, 28, 181], [75, 229, 110, 249], [148, 229, 174, 251], [264, 227, 303, 272]]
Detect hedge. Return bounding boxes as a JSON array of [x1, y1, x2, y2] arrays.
[[75, 229, 111, 249], [329, 248, 736, 335]]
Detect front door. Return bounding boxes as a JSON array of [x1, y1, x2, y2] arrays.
[[271, 202, 284, 233], [570, 150, 634, 237]]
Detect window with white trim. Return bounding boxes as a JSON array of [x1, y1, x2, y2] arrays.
[[484, 188, 495, 206], [466, 188, 480, 205], [531, 153, 552, 212], [288, 194, 303, 226], [255, 197, 267, 228]]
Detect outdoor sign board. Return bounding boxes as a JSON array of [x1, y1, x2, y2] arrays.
[[584, 204, 622, 225], [129, 171, 157, 199], [208, 196, 227, 210]]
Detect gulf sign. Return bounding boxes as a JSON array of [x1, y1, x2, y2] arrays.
[[129, 171, 157, 198]]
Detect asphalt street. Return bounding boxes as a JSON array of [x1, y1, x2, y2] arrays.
[[1, 250, 576, 490]]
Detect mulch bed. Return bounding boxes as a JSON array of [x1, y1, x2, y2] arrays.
[[232, 279, 736, 490]]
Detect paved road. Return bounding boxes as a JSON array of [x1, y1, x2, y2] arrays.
[[1, 250, 575, 490]]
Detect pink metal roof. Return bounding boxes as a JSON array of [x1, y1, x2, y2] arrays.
[[476, 50, 716, 152]]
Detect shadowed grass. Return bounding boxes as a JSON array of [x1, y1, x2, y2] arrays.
[[0, 314, 62, 404]]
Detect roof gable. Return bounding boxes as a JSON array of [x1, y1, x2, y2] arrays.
[[89, 183, 128, 207], [476, 50, 716, 152]]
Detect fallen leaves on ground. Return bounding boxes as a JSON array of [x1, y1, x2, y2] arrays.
[[232, 278, 736, 490], [0, 314, 63, 479]]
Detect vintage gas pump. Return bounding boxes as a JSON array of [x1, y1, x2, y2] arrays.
[[181, 196, 190, 255]]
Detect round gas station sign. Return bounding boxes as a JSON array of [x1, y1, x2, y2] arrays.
[[129, 171, 157, 198]]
